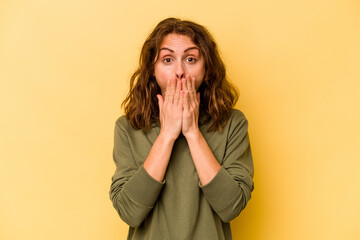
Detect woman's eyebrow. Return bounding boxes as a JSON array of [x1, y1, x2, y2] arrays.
[[184, 47, 199, 52], [159, 46, 199, 53]]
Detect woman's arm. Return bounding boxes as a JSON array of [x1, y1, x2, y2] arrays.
[[142, 132, 176, 182], [181, 76, 254, 222], [109, 118, 167, 228], [184, 131, 221, 186], [143, 77, 183, 182], [109, 78, 183, 227], [187, 112, 254, 222], [181, 75, 221, 186]]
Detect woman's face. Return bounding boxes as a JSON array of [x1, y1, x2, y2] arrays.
[[153, 33, 205, 95]]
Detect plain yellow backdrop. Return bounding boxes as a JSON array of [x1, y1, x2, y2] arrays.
[[1, 0, 359, 239]]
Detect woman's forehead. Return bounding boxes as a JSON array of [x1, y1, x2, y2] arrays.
[[157, 34, 202, 56], [160, 34, 195, 48]]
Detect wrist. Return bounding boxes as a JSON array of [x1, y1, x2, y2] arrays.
[[158, 131, 177, 145], [183, 128, 202, 143]]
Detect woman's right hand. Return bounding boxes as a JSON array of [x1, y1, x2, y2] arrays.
[[156, 77, 183, 142]]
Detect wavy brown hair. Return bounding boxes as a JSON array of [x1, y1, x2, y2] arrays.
[[121, 17, 239, 133]]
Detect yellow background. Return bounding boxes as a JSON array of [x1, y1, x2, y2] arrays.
[[1, 0, 359, 239]]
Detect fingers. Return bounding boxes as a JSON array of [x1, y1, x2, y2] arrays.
[[180, 76, 188, 111], [166, 78, 171, 94], [157, 94, 164, 117], [157, 94, 164, 108], [169, 76, 176, 93], [164, 75, 198, 111], [187, 76, 196, 107], [165, 77, 176, 104], [163, 79, 170, 107], [179, 89, 184, 110], [182, 75, 197, 109], [186, 75, 192, 92], [174, 79, 181, 105], [181, 77, 187, 92], [184, 89, 190, 110]]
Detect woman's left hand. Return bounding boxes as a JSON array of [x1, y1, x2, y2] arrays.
[[181, 75, 201, 139]]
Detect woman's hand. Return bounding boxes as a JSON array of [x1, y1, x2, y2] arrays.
[[156, 77, 183, 142], [181, 75, 201, 139]]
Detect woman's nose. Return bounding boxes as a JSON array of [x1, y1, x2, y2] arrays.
[[175, 61, 185, 79]]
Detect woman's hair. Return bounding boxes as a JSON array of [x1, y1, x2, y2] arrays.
[[122, 17, 239, 133]]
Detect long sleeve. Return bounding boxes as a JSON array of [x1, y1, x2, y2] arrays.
[[199, 110, 255, 222], [109, 116, 165, 228]]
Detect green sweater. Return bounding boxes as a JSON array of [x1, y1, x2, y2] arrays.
[[109, 109, 255, 240]]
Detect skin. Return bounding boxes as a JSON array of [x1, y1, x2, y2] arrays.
[[143, 33, 221, 186], [154, 33, 205, 140], [153, 33, 205, 95]]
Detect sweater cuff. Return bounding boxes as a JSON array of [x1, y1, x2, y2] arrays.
[[199, 166, 241, 211], [123, 165, 165, 207]]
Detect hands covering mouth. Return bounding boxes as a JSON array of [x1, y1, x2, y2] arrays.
[[156, 74, 200, 141]]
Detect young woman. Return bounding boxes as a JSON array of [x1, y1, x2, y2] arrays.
[[109, 17, 255, 240]]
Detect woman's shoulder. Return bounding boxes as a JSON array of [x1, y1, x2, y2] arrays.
[[114, 114, 132, 132], [228, 108, 248, 126], [224, 109, 249, 135]]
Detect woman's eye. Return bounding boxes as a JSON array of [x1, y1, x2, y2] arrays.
[[187, 57, 196, 63], [163, 58, 172, 63]]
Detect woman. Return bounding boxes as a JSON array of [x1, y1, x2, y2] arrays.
[[109, 17, 255, 240]]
